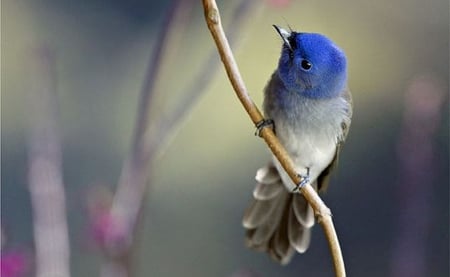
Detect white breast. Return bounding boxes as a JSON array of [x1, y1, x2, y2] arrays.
[[271, 96, 349, 191]]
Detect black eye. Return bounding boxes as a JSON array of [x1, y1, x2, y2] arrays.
[[301, 59, 312, 70]]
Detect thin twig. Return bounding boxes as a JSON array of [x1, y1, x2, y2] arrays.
[[152, 0, 258, 153], [201, 1, 346, 276], [27, 48, 71, 277], [109, 0, 184, 245], [101, 0, 195, 276], [102, 1, 261, 275]]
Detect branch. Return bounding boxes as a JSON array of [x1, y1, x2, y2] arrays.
[[109, 0, 187, 243], [99, 1, 259, 276], [27, 47, 71, 277], [152, 0, 258, 154], [100, 1, 197, 276], [201, 1, 346, 276]]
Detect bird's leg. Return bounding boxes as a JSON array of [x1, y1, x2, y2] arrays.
[[292, 167, 310, 193], [255, 119, 275, 137]]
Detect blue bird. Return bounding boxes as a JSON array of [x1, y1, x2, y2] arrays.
[[243, 26, 353, 264]]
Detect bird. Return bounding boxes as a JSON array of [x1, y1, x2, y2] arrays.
[[242, 25, 353, 265]]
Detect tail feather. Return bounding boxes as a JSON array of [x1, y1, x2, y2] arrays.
[[253, 180, 284, 200], [245, 191, 287, 249], [292, 192, 315, 228], [243, 163, 315, 265], [252, 164, 284, 200], [242, 194, 280, 229], [255, 165, 280, 184], [288, 201, 312, 253], [269, 194, 296, 264]]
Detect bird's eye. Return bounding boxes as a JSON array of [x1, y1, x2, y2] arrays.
[[301, 59, 312, 71]]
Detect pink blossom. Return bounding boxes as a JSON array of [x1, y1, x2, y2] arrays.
[[90, 212, 128, 254], [0, 250, 29, 277], [85, 184, 128, 252]]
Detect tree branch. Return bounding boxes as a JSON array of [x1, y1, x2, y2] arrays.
[[27, 47, 71, 277], [99, 1, 191, 276], [99, 1, 259, 276], [152, 0, 258, 154], [201, 1, 346, 276]]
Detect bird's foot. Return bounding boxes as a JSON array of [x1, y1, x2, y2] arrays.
[[255, 119, 275, 137], [292, 167, 310, 193]]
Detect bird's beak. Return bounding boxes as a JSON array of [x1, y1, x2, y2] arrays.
[[273, 25, 292, 51]]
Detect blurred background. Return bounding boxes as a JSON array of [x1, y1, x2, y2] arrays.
[[2, 0, 449, 276]]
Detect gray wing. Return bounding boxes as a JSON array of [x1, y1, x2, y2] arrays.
[[317, 88, 353, 192]]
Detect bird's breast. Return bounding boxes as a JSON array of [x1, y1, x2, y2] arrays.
[[279, 121, 336, 167], [269, 97, 348, 191]]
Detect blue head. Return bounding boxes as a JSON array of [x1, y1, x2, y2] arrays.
[[274, 25, 347, 99]]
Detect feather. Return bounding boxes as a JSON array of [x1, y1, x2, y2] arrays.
[[253, 181, 284, 200], [243, 163, 315, 265], [269, 195, 295, 265], [317, 88, 352, 191], [242, 195, 279, 229], [245, 190, 288, 249], [288, 202, 312, 253], [255, 164, 280, 184], [292, 192, 315, 228]]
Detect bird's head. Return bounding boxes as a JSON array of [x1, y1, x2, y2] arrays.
[[274, 25, 347, 99]]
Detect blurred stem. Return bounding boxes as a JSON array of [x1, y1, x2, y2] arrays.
[[104, 1, 189, 276], [103, 0, 260, 276], [152, 0, 259, 153], [390, 75, 445, 277], [202, 1, 346, 277], [27, 48, 71, 277]]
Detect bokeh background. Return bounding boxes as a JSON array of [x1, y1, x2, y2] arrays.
[[2, 0, 449, 276]]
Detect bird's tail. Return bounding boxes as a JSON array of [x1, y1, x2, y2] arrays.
[[242, 163, 315, 265]]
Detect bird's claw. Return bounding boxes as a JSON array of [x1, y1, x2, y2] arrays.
[[292, 168, 310, 193], [255, 119, 275, 137]]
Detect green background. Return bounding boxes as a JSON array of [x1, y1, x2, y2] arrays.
[[2, 0, 449, 276]]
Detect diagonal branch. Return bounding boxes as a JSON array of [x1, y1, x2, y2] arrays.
[[100, 1, 259, 276], [109, 0, 188, 247], [151, 0, 258, 153], [201, 1, 346, 276], [100, 1, 193, 276]]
